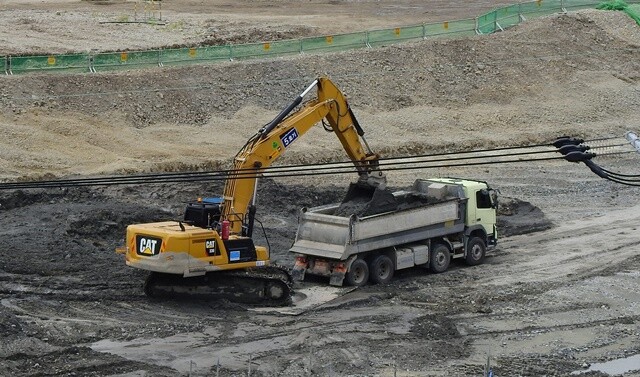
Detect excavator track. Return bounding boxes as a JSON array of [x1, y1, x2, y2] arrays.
[[143, 266, 293, 306]]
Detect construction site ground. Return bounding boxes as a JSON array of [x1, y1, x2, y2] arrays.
[[1, 1, 640, 376]]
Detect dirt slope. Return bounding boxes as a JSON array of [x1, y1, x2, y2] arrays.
[[1, 10, 639, 181], [0, 0, 517, 55]]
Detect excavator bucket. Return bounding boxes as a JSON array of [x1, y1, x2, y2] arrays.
[[335, 182, 398, 217]]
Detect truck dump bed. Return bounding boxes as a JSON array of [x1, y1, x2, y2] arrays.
[[290, 180, 468, 261]]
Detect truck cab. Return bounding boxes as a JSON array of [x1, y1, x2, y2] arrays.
[[428, 178, 498, 248]]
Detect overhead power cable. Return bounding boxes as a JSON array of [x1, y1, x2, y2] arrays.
[[549, 133, 640, 187], [0, 136, 633, 191], [0, 138, 580, 189], [0, 154, 567, 190], [8, 136, 587, 185]]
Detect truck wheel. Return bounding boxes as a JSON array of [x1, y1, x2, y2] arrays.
[[346, 258, 369, 287], [430, 243, 450, 273], [465, 237, 486, 266], [369, 255, 394, 284]]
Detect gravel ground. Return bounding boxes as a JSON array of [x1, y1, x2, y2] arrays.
[[0, 0, 518, 55]]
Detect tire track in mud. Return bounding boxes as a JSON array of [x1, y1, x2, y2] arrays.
[[440, 205, 640, 375], [89, 304, 424, 373], [483, 204, 640, 286]]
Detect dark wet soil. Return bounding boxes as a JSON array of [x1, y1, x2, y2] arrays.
[[0, 177, 551, 376]]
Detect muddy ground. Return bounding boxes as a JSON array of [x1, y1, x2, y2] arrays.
[[1, 1, 640, 376]]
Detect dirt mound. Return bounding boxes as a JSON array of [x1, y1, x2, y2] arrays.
[[0, 190, 67, 210], [65, 207, 171, 241], [497, 196, 553, 237], [0, 187, 173, 278], [1, 10, 639, 180], [200, 24, 317, 46]]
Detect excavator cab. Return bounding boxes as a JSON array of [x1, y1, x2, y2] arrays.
[[183, 197, 222, 228]]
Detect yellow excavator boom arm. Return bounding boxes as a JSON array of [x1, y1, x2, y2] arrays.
[[221, 77, 384, 234]]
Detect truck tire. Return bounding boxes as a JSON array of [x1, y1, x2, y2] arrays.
[[369, 255, 394, 284], [346, 258, 369, 287], [465, 237, 486, 266], [430, 243, 450, 273]]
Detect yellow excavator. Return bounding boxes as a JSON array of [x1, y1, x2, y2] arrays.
[[116, 77, 387, 305]]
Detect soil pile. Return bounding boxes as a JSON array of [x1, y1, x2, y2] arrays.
[[0, 10, 639, 180]]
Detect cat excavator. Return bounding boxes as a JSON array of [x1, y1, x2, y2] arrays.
[[116, 77, 387, 305]]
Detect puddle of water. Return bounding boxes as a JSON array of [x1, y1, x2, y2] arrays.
[[572, 353, 640, 375]]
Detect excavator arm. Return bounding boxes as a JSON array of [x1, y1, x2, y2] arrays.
[[221, 77, 385, 235]]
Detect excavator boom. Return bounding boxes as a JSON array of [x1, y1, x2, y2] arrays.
[[221, 77, 385, 235]]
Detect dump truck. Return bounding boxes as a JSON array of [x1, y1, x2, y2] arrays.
[[290, 178, 498, 286]]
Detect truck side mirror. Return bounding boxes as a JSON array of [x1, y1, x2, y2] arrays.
[[489, 189, 499, 209]]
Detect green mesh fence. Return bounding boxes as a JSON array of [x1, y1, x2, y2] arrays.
[[159, 46, 229, 65], [301, 33, 368, 52], [4, 0, 640, 75], [597, 0, 640, 24], [424, 19, 477, 37], [481, 2, 546, 32], [518, 0, 564, 17], [632, 3, 640, 21], [230, 39, 301, 60], [161, 45, 231, 66], [9, 53, 89, 73], [8, 56, 51, 74], [495, 4, 524, 29], [475, 0, 637, 33], [476, 11, 499, 34], [563, 0, 605, 9], [93, 49, 162, 71], [366, 25, 424, 47]]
